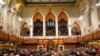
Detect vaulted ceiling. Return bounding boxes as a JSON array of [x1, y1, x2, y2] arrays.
[[6, 0, 84, 7], [5, 0, 84, 16]]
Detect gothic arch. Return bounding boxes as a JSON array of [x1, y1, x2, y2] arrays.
[[46, 12, 55, 21], [46, 12, 56, 36], [58, 11, 68, 21], [21, 22, 30, 36], [33, 12, 43, 36], [33, 12, 43, 22], [58, 11, 68, 36], [72, 22, 80, 29], [71, 22, 81, 35]]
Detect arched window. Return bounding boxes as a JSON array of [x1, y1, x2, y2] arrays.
[[46, 19, 55, 27], [98, 8, 100, 21], [20, 22, 30, 36], [46, 12, 55, 36], [71, 22, 81, 36], [33, 12, 43, 36], [88, 11, 92, 26], [58, 12, 68, 36]]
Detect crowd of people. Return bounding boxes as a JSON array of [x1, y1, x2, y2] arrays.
[[0, 46, 100, 56], [46, 27, 55, 36], [58, 26, 68, 36], [21, 28, 30, 36], [33, 27, 43, 36], [71, 28, 81, 35], [33, 26, 69, 36]]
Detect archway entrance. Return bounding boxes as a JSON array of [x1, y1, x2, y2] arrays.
[[71, 22, 81, 35], [58, 11, 68, 36], [33, 12, 43, 36], [21, 22, 30, 36], [46, 12, 55, 36]]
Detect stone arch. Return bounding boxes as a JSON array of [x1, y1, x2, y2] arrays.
[[71, 22, 81, 35], [46, 12, 56, 36], [20, 22, 30, 36], [58, 11, 68, 36], [33, 12, 43, 36], [46, 12, 55, 21], [33, 12, 43, 22], [58, 11, 68, 21]]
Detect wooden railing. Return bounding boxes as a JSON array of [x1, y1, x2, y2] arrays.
[[0, 32, 23, 43], [0, 30, 100, 44]]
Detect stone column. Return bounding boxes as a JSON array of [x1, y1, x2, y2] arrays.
[[7, 13, 12, 32], [68, 19, 71, 37], [8, 13, 13, 35], [91, 5, 99, 30], [43, 16, 46, 37], [15, 15, 20, 37], [2, 7, 8, 32], [30, 18, 33, 38], [55, 16, 58, 37], [12, 14, 16, 35], [68, 26, 71, 37]]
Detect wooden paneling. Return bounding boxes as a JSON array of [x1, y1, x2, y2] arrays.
[[84, 34, 93, 42], [18, 44, 38, 49], [0, 32, 5, 41], [0, 45, 16, 48], [64, 44, 77, 49], [94, 30, 100, 39], [78, 36, 84, 42], [24, 38, 39, 44], [0, 30, 100, 45], [64, 38, 77, 43], [3, 33, 9, 41]]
